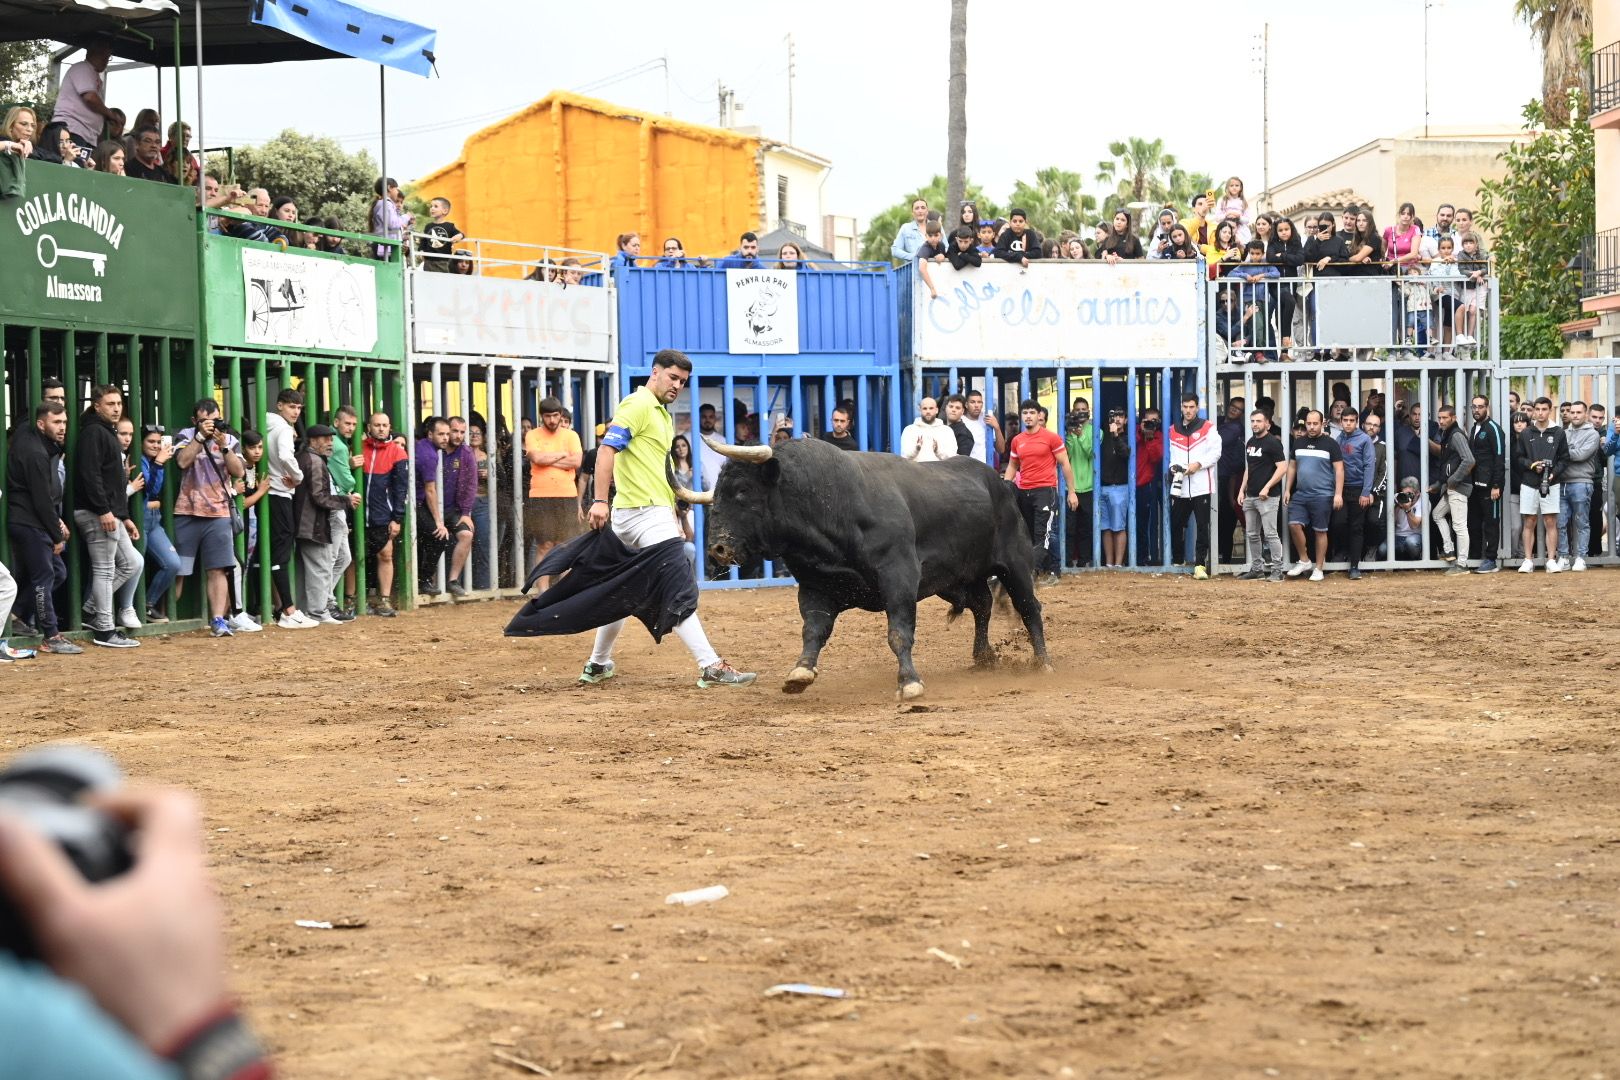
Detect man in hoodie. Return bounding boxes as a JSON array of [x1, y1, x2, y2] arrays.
[[1135, 408, 1166, 565], [1333, 407, 1377, 579], [993, 209, 1042, 268], [1554, 400, 1600, 572], [899, 397, 956, 462], [1429, 404, 1476, 574], [294, 425, 357, 624], [942, 395, 975, 457], [1467, 394, 1507, 573], [1215, 397, 1246, 567], [1166, 394, 1222, 578], [1515, 395, 1568, 572], [6, 402, 78, 654], [71, 385, 142, 648], [1004, 399, 1079, 586], [361, 410, 409, 617], [264, 388, 317, 628]]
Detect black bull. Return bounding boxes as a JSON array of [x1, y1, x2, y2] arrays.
[[681, 436, 1051, 699]]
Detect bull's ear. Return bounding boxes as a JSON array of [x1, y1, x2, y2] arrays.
[[762, 459, 781, 486]]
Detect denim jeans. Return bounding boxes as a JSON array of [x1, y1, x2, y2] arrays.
[[471, 495, 492, 590], [141, 506, 182, 610], [1557, 481, 1593, 558], [72, 510, 141, 632]]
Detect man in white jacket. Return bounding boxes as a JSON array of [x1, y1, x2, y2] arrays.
[[264, 388, 318, 629], [900, 398, 957, 462], [1167, 393, 1223, 578]]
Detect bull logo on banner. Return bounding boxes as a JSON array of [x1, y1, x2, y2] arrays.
[[726, 269, 799, 354]]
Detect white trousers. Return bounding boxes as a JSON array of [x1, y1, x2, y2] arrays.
[[588, 506, 719, 670]]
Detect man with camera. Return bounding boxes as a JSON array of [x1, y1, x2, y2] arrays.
[[1167, 394, 1221, 578], [1467, 394, 1506, 573], [1429, 404, 1476, 574], [1064, 399, 1095, 568], [1135, 407, 1166, 565], [173, 400, 247, 636], [1283, 409, 1344, 581], [1393, 477, 1426, 559], [1097, 409, 1132, 568], [0, 748, 272, 1078], [1515, 395, 1568, 572]]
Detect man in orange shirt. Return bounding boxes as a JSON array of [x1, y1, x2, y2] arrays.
[[524, 396, 584, 589]]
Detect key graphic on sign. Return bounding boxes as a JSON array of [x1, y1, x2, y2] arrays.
[[37, 234, 107, 277]]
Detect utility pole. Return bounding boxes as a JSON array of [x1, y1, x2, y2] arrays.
[[785, 33, 796, 144], [1252, 25, 1270, 210], [1423, 1, 1430, 137], [945, 0, 968, 217]]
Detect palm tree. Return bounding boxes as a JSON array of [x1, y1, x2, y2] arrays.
[[946, 0, 968, 214], [1514, 0, 1592, 127], [1095, 137, 1176, 206], [1008, 167, 1095, 240]]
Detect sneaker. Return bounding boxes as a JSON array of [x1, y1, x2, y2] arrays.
[[1192, 564, 1208, 580], [417, 579, 439, 597], [116, 607, 141, 630], [315, 608, 343, 625], [327, 605, 357, 623], [278, 610, 318, 629], [1036, 572, 1062, 588], [1308, 567, 1324, 582], [1444, 563, 1470, 576], [578, 661, 616, 685], [92, 629, 141, 648], [1572, 557, 1588, 572], [40, 634, 83, 655], [447, 581, 468, 597], [1237, 568, 1265, 580], [228, 611, 263, 633], [10, 618, 36, 638], [1266, 569, 1284, 582], [697, 661, 757, 689], [211, 616, 234, 638], [368, 599, 397, 618], [1455, 333, 1477, 346], [1348, 567, 1363, 581], [1547, 558, 1564, 574], [0, 640, 36, 661], [1517, 559, 1534, 574], [144, 606, 169, 624], [1475, 559, 1499, 574], [1286, 561, 1312, 579]]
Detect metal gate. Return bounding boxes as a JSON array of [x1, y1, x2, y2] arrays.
[[407, 240, 618, 601]]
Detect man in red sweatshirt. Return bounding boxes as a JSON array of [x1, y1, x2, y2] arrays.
[[360, 411, 409, 616], [1135, 407, 1166, 565]]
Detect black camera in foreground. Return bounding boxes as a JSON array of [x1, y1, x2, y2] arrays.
[[1395, 490, 1416, 508], [0, 745, 133, 958]]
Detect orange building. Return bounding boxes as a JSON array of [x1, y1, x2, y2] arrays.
[[418, 91, 775, 264]]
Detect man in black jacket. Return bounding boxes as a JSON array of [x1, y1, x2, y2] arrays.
[[1467, 394, 1506, 573], [72, 385, 142, 648], [942, 395, 975, 457], [1515, 395, 1569, 572], [5, 401, 79, 654]]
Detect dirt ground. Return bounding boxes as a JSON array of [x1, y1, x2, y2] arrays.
[[6, 572, 1619, 1079]]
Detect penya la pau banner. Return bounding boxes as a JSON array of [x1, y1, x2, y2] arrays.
[[1, 164, 200, 333]]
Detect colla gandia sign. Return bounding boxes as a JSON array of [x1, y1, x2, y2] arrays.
[[0, 164, 198, 334]]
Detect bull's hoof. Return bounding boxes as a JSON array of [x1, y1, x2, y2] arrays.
[[782, 666, 818, 694], [897, 681, 926, 701], [1035, 660, 1056, 675], [973, 650, 1000, 670]]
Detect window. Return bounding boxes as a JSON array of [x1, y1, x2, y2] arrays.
[[777, 175, 789, 225]]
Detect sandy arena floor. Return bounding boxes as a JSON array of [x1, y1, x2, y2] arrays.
[[5, 572, 1618, 1079]]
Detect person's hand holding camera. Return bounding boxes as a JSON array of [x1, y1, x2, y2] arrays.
[[0, 788, 229, 1052]]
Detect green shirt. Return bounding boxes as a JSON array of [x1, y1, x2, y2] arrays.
[[1065, 426, 1095, 493], [328, 439, 358, 495], [601, 385, 674, 510]]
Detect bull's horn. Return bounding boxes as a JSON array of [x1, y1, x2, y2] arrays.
[[674, 482, 714, 504], [701, 433, 773, 463]]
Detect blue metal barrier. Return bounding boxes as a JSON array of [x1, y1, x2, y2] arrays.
[[615, 263, 903, 589]]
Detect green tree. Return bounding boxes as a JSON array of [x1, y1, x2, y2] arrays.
[[1093, 137, 1212, 223], [0, 40, 53, 112], [1007, 167, 1094, 240], [1477, 90, 1593, 334], [1514, 0, 1592, 128], [207, 129, 379, 232], [859, 175, 1001, 262]]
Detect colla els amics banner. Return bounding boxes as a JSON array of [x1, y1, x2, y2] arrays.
[[0, 165, 200, 333]]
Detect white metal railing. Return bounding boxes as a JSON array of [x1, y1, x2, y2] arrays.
[[408, 232, 610, 282]]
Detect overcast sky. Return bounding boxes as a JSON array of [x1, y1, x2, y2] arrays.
[[86, 0, 1541, 226]]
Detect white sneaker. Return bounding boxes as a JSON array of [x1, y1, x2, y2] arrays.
[[1455, 333, 1477, 346], [117, 607, 141, 630], [1517, 560, 1534, 574], [315, 608, 342, 625], [277, 610, 318, 629], [1286, 561, 1312, 578], [1547, 558, 1564, 574], [1572, 557, 1587, 572], [228, 611, 263, 633], [1308, 567, 1324, 582]]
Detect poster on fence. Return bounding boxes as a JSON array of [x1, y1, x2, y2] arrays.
[[911, 261, 1201, 362], [241, 248, 378, 353], [725, 268, 799, 354], [411, 272, 612, 362]]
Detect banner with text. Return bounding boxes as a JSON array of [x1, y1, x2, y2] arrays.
[[410, 272, 612, 362], [912, 261, 1202, 362], [725, 268, 799, 354], [1, 167, 199, 333], [241, 248, 378, 353]]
